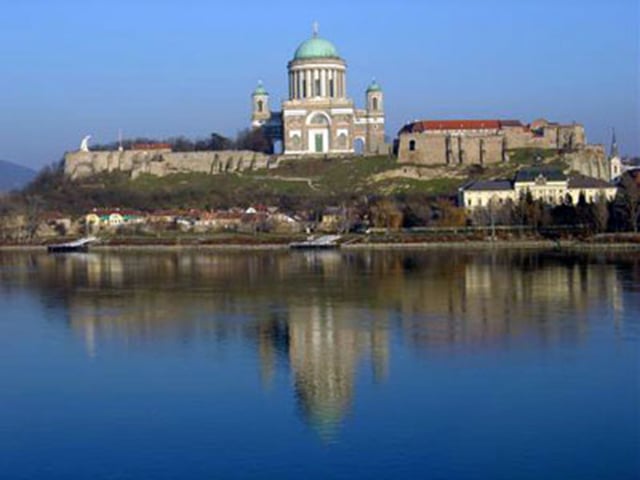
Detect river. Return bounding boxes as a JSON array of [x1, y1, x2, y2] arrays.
[[0, 249, 638, 479]]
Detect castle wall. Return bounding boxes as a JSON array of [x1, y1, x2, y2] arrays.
[[398, 133, 503, 165], [64, 150, 276, 180], [399, 122, 588, 166], [565, 145, 608, 181], [502, 127, 530, 149]]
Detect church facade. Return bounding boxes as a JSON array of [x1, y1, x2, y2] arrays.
[[251, 27, 386, 156]]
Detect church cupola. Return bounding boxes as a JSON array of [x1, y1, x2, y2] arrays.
[[251, 81, 270, 128], [287, 23, 347, 101]]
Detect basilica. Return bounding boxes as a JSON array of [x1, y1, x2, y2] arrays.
[[251, 26, 386, 156]]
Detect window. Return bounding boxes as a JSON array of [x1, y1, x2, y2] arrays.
[[409, 139, 416, 151], [329, 79, 335, 97], [315, 79, 321, 96], [257, 100, 263, 113], [309, 113, 329, 125], [372, 97, 378, 110], [302, 80, 307, 98]]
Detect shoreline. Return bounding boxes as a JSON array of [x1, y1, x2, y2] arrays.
[[1, 240, 639, 252]]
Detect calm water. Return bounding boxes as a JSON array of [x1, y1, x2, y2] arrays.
[[0, 249, 638, 479]]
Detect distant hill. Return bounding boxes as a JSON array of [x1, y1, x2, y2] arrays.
[[0, 160, 37, 192]]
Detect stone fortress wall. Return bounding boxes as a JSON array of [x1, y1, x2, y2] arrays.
[[64, 149, 278, 180], [397, 119, 587, 167], [395, 118, 613, 181]]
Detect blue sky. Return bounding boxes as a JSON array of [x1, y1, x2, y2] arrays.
[[0, 0, 638, 169]]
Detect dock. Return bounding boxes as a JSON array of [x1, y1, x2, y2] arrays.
[[47, 236, 98, 253], [289, 235, 341, 250]]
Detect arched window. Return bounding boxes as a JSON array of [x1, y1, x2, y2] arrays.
[[409, 139, 416, 151], [309, 113, 329, 126], [257, 100, 263, 113], [372, 97, 378, 111]]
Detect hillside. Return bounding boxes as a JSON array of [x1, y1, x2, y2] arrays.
[[18, 151, 568, 214], [0, 160, 36, 192]]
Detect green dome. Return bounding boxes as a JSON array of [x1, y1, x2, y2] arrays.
[[294, 36, 340, 60], [252, 81, 268, 96], [367, 80, 382, 93]]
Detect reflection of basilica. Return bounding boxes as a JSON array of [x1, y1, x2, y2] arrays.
[[1, 249, 635, 438], [257, 300, 389, 439]]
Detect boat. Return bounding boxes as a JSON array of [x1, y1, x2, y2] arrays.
[[289, 235, 341, 250], [47, 236, 98, 253]]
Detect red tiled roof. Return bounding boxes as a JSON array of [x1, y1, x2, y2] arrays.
[[401, 120, 503, 134]]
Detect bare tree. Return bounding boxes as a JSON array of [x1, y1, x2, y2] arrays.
[[591, 195, 610, 233], [618, 173, 639, 232]]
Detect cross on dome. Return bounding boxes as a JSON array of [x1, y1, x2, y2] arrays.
[[312, 21, 319, 37]]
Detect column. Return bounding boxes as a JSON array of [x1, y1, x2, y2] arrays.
[[292, 72, 296, 100], [313, 69, 318, 97], [342, 71, 346, 97], [292, 71, 296, 99], [328, 69, 333, 98], [299, 70, 303, 99], [321, 69, 327, 98]]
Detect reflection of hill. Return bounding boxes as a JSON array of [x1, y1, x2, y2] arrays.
[[0, 249, 635, 437], [0, 250, 634, 352]]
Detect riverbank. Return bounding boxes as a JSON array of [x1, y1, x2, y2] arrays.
[[2, 238, 640, 252]]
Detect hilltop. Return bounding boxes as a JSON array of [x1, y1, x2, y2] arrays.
[[18, 149, 570, 214]]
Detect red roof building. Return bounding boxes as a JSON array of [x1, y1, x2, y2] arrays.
[[399, 119, 528, 134]]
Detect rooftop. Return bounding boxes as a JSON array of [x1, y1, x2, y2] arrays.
[[400, 120, 525, 134], [464, 180, 513, 192], [568, 175, 614, 189], [515, 168, 567, 183], [293, 26, 340, 60]]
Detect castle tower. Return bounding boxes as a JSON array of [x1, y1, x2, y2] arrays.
[[251, 81, 271, 128], [365, 79, 385, 154]]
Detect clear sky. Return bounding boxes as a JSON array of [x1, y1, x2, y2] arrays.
[[1, 0, 638, 169]]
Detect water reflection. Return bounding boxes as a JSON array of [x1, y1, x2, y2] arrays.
[[0, 249, 637, 439]]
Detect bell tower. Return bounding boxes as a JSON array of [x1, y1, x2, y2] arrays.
[[609, 127, 623, 181], [251, 81, 271, 128], [365, 79, 385, 154]]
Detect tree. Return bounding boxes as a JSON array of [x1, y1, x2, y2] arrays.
[[401, 196, 432, 227], [591, 195, 610, 233], [209, 133, 234, 151], [434, 198, 466, 227], [617, 172, 639, 232], [235, 128, 272, 153], [576, 191, 591, 228], [370, 198, 403, 230]]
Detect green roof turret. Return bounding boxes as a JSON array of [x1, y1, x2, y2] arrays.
[[253, 81, 268, 96], [367, 79, 382, 93]]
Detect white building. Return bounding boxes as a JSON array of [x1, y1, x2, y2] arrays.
[[460, 168, 617, 210]]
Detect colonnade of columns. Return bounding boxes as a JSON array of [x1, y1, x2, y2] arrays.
[[289, 67, 346, 100]]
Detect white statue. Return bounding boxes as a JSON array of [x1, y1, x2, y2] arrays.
[[80, 135, 92, 152]]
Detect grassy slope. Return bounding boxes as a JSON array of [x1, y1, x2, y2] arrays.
[[32, 150, 567, 213]]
